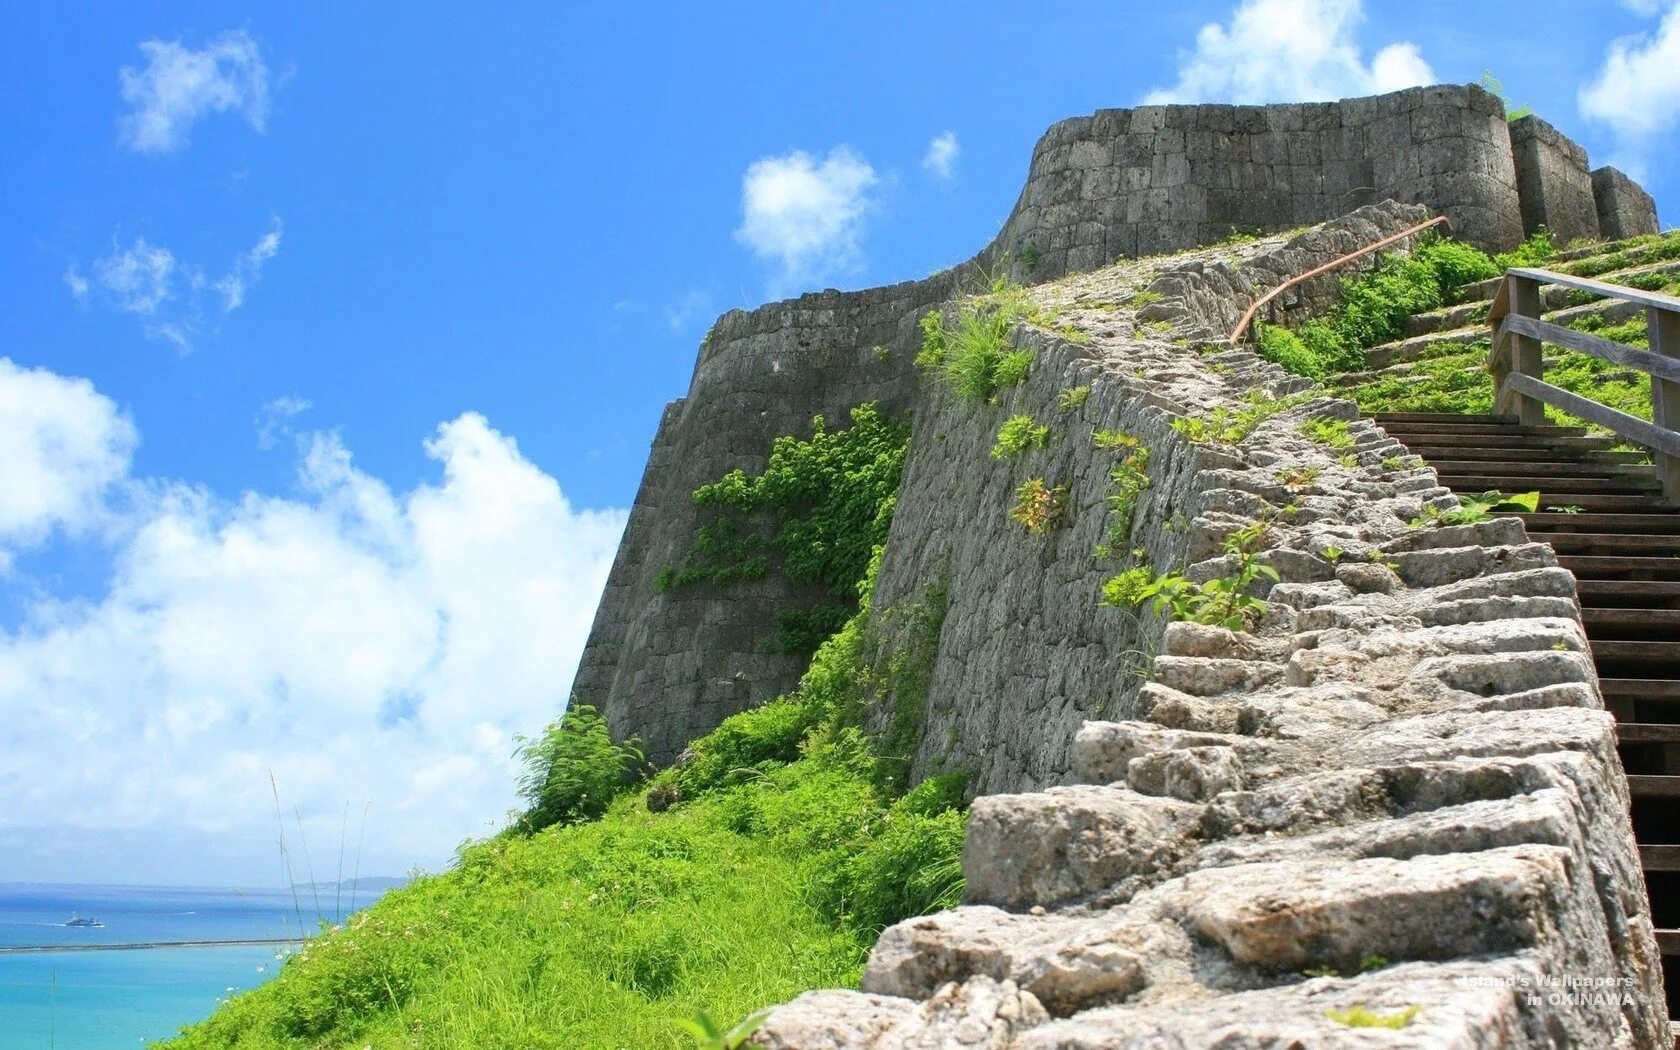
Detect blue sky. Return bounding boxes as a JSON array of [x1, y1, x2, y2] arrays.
[[1, 0, 1676, 887]]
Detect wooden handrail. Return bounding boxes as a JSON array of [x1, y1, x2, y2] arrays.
[[1228, 215, 1451, 344], [1488, 266, 1680, 499]]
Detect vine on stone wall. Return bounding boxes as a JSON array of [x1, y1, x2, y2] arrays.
[[657, 402, 911, 654]]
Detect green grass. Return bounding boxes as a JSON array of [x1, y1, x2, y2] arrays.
[[165, 785, 870, 1049]]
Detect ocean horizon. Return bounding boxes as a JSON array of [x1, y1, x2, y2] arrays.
[[0, 881, 397, 1049]]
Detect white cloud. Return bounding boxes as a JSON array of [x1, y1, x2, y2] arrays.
[[1580, 3, 1680, 141], [734, 146, 877, 294], [119, 29, 270, 154], [255, 395, 312, 449], [213, 217, 284, 312], [93, 237, 178, 316], [923, 131, 960, 180], [1621, 0, 1667, 15], [1144, 0, 1435, 105], [0, 359, 136, 569], [0, 363, 627, 883], [71, 220, 283, 349], [64, 268, 90, 300]]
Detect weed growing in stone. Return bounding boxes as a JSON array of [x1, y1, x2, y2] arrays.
[[992, 414, 1049, 459], [1011, 477, 1067, 534], [1411, 489, 1538, 527], [1325, 1004, 1422, 1029], [1058, 385, 1092, 412], [1300, 417, 1355, 449]]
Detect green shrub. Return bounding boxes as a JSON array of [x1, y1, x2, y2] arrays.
[[514, 704, 648, 833], [916, 281, 1042, 400], [1493, 230, 1558, 271], [892, 770, 970, 817], [1010, 477, 1066, 533], [991, 414, 1049, 458], [672, 698, 821, 799], [815, 808, 967, 938], [1414, 238, 1500, 291]]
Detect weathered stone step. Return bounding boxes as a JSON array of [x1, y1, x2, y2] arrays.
[[1404, 300, 1491, 338], [1365, 299, 1638, 371], [1564, 557, 1680, 582]]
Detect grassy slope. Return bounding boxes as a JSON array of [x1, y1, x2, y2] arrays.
[[167, 773, 873, 1049], [1262, 230, 1680, 431], [167, 405, 965, 1049]]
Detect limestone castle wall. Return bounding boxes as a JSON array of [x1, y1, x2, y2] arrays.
[[574, 84, 1654, 765]]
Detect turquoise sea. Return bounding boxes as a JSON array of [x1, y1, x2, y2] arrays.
[[0, 882, 383, 1049]]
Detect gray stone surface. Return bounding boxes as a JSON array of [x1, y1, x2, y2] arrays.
[[1509, 115, 1600, 243], [749, 204, 1667, 1048], [1593, 166, 1661, 240], [575, 87, 1653, 770]]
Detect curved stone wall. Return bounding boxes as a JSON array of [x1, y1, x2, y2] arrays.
[[749, 208, 1670, 1050], [576, 85, 1650, 764]]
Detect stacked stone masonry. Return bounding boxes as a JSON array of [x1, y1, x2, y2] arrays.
[[575, 85, 1657, 767], [750, 205, 1669, 1048]]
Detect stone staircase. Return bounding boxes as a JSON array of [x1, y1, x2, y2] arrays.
[[1375, 411, 1680, 1019]]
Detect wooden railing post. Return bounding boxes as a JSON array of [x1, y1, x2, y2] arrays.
[[1504, 274, 1548, 426], [1649, 305, 1680, 500]]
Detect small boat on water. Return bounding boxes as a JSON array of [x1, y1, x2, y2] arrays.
[[64, 915, 103, 928]]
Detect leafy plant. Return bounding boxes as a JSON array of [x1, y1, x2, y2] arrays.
[[991, 414, 1050, 459], [1300, 417, 1355, 449], [1058, 385, 1092, 412], [514, 705, 650, 834], [1101, 530, 1278, 632], [1172, 391, 1306, 445], [1011, 477, 1067, 533], [1411, 489, 1539, 527], [679, 1010, 771, 1050], [916, 275, 1050, 400], [1104, 436, 1152, 543]]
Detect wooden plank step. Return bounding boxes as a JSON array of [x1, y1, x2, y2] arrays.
[[1373, 412, 1514, 425], [1629, 776, 1680, 798], [1659, 928, 1680, 955], [1430, 460, 1657, 478], [1437, 474, 1662, 494], [1642, 845, 1680, 871], [1520, 512, 1680, 532], [1542, 533, 1680, 555], [1602, 678, 1680, 702], [1562, 556, 1680, 580], [1382, 424, 1590, 438], [1578, 580, 1680, 605], [1401, 446, 1648, 464], [1387, 433, 1612, 451], [1582, 608, 1680, 633], [1619, 723, 1680, 744], [1591, 639, 1680, 661]]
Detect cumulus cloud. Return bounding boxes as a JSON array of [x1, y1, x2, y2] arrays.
[[1580, 2, 1680, 142], [1144, 0, 1435, 105], [923, 131, 960, 180], [0, 359, 137, 568], [213, 217, 284, 312], [119, 29, 270, 153], [0, 362, 627, 883], [734, 146, 877, 294]]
